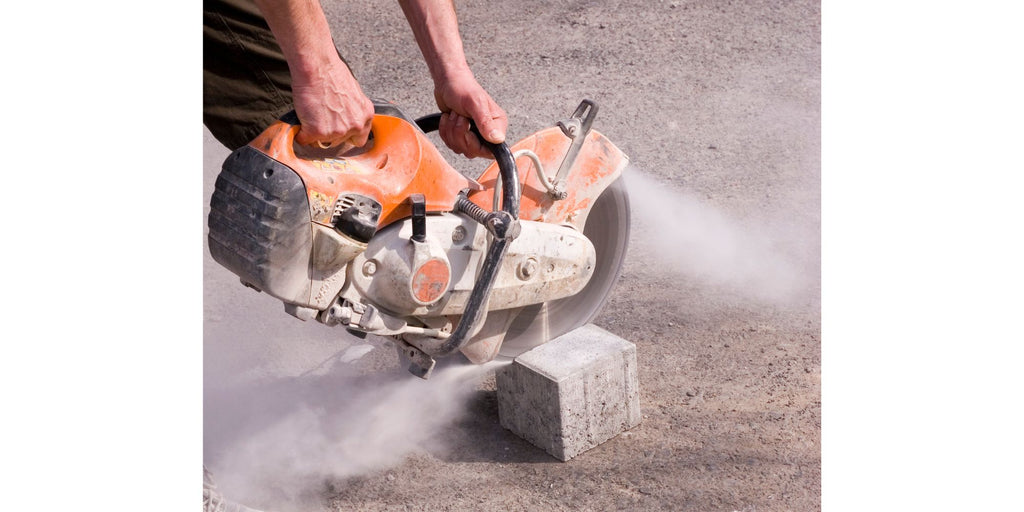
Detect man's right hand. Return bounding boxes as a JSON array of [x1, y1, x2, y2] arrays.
[[291, 57, 375, 149], [254, 0, 374, 150]]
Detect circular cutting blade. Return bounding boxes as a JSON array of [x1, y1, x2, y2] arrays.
[[498, 176, 631, 357]]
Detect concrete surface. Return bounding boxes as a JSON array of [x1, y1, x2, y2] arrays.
[[496, 324, 641, 461]]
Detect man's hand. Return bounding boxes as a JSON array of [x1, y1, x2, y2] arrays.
[[292, 58, 374, 148], [434, 72, 508, 158], [399, 0, 508, 159], [254, 0, 373, 149]]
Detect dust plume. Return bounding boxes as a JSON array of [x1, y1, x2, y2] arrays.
[[204, 352, 505, 511], [623, 168, 818, 305]]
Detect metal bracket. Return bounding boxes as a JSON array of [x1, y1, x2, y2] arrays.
[[396, 339, 436, 379], [553, 100, 599, 188]]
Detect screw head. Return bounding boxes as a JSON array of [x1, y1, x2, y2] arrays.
[[362, 260, 378, 276], [517, 258, 539, 280], [452, 225, 467, 243]]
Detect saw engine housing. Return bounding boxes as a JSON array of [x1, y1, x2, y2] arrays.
[[208, 100, 629, 377]]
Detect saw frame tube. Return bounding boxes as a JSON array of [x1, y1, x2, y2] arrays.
[[409, 114, 522, 358]]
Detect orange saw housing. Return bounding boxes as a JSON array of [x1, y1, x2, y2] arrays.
[[248, 114, 480, 228]]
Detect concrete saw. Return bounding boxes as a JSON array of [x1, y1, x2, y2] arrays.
[[207, 100, 630, 378]]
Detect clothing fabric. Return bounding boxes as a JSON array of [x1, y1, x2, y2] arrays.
[[204, 0, 325, 150]]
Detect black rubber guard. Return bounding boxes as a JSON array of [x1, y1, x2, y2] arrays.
[[207, 146, 314, 306]]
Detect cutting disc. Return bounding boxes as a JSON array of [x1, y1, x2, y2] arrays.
[[498, 176, 631, 357]]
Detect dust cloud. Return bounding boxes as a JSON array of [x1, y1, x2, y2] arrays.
[[623, 168, 818, 306], [202, 167, 817, 511], [204, 353, 506, 511]]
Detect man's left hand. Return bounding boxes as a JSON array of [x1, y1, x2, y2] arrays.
[[434, 73, 508, 159]]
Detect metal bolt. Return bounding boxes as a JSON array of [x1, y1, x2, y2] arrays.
[[452, 225, 467, 243], [362, 260, 377, 276], [517, 258, 539, 280]]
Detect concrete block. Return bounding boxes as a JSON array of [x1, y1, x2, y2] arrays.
[[496, 323, 641, 461]]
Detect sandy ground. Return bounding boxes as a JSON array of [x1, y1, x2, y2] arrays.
[[204, 0, 820, 510]]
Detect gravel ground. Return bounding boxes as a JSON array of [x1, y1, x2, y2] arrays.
[[203, 0, 820, 510]]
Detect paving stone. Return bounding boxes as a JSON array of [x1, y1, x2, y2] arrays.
[[496, 324, 641, 461]]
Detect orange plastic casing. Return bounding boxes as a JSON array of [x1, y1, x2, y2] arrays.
[[467, 127, 628, 230], [247, 114, 479, 228]]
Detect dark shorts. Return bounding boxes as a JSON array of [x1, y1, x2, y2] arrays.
[[203, 0, 294, 150]]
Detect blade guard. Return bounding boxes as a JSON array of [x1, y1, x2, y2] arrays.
[[466, 127, 629, 231], [459, 127, 629, 364]]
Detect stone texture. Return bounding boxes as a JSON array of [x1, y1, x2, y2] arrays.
[[496, 324, 641, 461]]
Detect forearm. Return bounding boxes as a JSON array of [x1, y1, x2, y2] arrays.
[[397, 0, 473, 83], [251, 0, 372, 146], [400, 0, 507, 155], [253, 0, 341, 84]]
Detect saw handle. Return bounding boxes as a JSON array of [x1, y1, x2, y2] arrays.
[[414, 113, 520, 218], [473, 127, 521, 219], [274, 110, 377, 155], [412, 113, 521, 358]]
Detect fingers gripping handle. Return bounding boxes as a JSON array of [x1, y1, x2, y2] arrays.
[[272, 109, 377, 154], [414, 113, 520, 218]]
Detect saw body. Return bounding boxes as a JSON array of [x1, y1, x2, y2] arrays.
[[208, 101, 629, 377]]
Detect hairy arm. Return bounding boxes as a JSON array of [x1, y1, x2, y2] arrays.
[[254, 0, 374, 147], [398, 0, 508, 158]]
